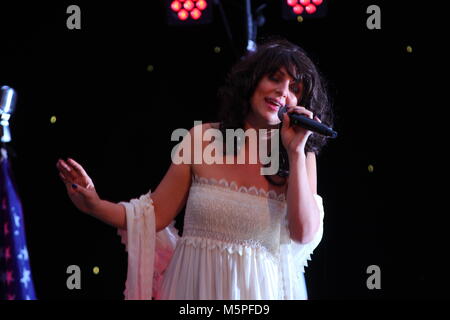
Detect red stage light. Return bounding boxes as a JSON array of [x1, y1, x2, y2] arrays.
[[293, 5, 304, 15], [190, 8, 202, 19], [178, 9, 189, 20], [305, 4, 316, 14], [171, 1, 182, 12], [167, 0, 212, 24], [196, 0, 207, 10], [283, 0, 326, 19], [183, 0, 195, 10]]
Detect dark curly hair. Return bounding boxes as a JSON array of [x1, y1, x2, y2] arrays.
[[216, 38, 334, 186]]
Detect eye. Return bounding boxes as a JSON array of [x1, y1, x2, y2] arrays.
[[289, 82, 300, 94], [269, 75, 279, 82]]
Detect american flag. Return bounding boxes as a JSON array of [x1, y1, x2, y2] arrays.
[[0, 148, 36, 300]]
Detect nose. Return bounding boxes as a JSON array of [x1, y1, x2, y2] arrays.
[[275, 80, 290, 99]]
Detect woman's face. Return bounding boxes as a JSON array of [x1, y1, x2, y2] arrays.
[[248, 67, 303, 127]]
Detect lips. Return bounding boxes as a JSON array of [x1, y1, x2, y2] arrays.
[[264, 97, 282, 107], [264, 97, 282, 112]]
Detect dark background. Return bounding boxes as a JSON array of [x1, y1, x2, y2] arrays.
[[0, 0, 443, 299]]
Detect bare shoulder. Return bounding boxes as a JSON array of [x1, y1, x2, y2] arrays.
[[185, 122, 221, 152], [202, 122, 220, 130], [189, 121, 220, 132], [208, 122, 221, 129], [188, 122, 221, 144]]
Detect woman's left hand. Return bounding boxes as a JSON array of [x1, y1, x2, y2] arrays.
[[280, 106, 321, 155]]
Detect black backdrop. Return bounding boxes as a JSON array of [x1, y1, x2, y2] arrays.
[[0, 0, 443, 300]]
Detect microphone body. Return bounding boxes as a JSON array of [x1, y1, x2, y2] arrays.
[[278, 106, 337, 138]]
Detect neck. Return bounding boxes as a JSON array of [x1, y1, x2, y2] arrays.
[[243, 117, 278, 141]]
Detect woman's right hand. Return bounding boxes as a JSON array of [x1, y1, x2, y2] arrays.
[[56, 158, 101, 215]]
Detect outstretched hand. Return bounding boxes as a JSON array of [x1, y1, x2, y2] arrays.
[[56, 158, 101, 215]]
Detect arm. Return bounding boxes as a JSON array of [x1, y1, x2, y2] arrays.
[[280, 106, 322, 244], [152, 122, 209, 232], [152, 160, 192, 232], [286, 151, 321, 244], [57, 125, 198, 231], [92, 200, 127, 229]]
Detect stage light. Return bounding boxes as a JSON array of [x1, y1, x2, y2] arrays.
[[293, 5, 304, 15], [196, 0, 207, 10], [166, 0, 213, 25], [50, 116, 57, 124], [171, 1, 182, 12], [183, 0, 195, 11], [178, 9, 189, 21], [305, 4, 316, 14], [282, 0, 327, 20], [191, 8, 202, 20]]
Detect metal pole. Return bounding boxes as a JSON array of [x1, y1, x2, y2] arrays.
[[245, 0, 256, 53]]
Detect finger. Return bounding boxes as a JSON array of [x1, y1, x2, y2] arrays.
[[71, 183, 91, 198], [67, 158, 95, 188], [287, 105, 297, 113], [59, 171, 72, 184], [59, 173, 79, 196], [67, 158, 89, 178], [59, 171, 71, 183], [314, 116, 322, 123], [282, 112, 290, 129], [57, 160, 77, 181], [57, 159, 72, 173], [289, 106, 313, 119], [62, 159, 85, 182]]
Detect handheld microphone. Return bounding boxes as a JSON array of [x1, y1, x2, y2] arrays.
[[278, 105, 337, 138]]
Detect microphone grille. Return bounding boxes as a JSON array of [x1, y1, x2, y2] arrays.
[[277, 105, 287, 122]]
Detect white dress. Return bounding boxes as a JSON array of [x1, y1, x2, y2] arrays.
[[117, 174, 324, 300]]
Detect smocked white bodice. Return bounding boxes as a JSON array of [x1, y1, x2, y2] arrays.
[[182, 174, 288, 260]]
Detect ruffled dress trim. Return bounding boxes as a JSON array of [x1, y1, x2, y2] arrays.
[[280, 194, 324, 299], [192, 173, 286, 202]]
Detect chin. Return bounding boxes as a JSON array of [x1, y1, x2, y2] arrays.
[[250, 106, 280, 127], [265, 112, 281, 126]]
